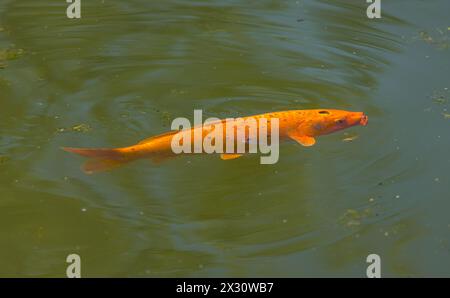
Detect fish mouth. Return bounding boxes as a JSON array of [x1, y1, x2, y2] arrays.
[[360, 114, 368, 126]]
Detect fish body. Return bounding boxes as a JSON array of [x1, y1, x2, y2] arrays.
[[63, 109, 368, 174]]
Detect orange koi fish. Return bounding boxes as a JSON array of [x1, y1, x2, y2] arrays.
[[63, 109, 368, 174]]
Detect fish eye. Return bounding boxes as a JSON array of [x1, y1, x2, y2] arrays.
[[318, 111, 330, 114]]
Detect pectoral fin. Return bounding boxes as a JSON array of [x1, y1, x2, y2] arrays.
[[288, 132, 316, 147], [220, 153, 243, 160]]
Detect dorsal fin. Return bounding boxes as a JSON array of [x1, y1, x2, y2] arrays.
[[137, 130, 181, 145], [137, 119, 226, 145]]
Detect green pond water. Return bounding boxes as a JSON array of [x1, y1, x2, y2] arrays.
[[0, 0, 449, 277]]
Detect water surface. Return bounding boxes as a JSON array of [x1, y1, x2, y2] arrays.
[[0, 0, 449, 277]]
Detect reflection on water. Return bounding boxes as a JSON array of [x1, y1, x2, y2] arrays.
[[0, 0, 449, 276]]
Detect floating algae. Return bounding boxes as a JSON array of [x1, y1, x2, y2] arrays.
[[428, 89, 450, 120], [419, 31, 434, 44], [0, 48, 24, 61], [418, 29, 450, 49], [0, 48, 24, 69], [442, 113, 450, 119], [430, 89, 449, 105], [339, 208, 373, 228], [72, 123, 92, 132], [57, 123, 92, 133], [433, 95, 447, 104]]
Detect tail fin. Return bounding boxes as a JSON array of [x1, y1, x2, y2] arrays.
[[62, 147, 132, 174]]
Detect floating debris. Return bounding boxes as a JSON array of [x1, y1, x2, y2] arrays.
[[57, 123, 92, 133], [346, 219, 360, 227], [418, 28, 450, 49], [72, 123, 91, 132], [342, 134, 359, 142], [419, 31, 434, 44], [339, 208, 372, 228], [0, 48, 24, 70], [433, 95, 447, 104], [428, 89, 450, 121]]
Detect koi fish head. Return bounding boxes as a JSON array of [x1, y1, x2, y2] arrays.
[[306, 109, 368, 136]]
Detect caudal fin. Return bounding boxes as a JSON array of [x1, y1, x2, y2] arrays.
[[62, 147, 131, 174]]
